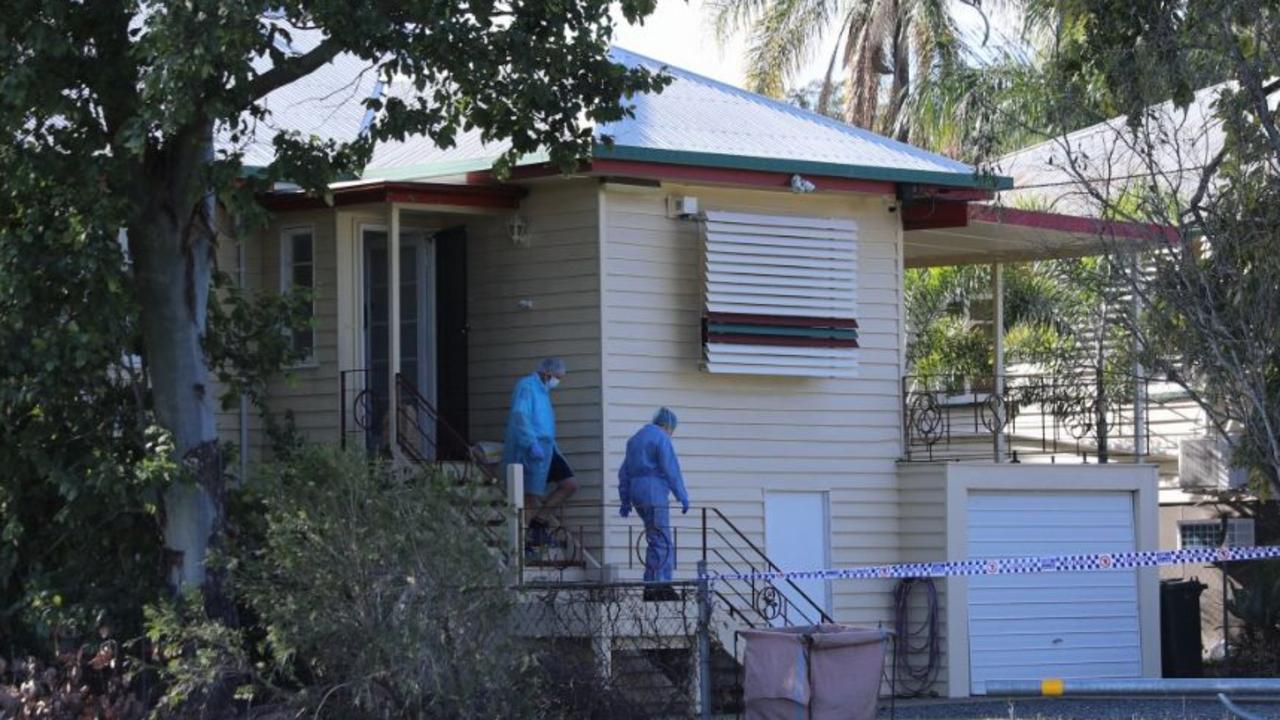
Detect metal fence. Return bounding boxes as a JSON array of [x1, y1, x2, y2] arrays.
[[902, 371, 1206, 463]]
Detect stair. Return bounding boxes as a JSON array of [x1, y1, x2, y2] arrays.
[[709, 643, 745, 715]]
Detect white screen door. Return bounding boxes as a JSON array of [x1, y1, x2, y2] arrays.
[[764, 491, 831, 627]]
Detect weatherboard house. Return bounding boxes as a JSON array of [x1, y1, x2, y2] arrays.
[[221, 47, 1162, 697]]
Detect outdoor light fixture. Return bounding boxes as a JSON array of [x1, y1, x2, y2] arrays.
[[790, 174, 816, 193], [507, 213, 530, 247]]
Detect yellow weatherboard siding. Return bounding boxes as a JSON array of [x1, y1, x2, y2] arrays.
[[601, 182, 904, 630]]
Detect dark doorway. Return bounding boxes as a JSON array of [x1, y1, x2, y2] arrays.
[[435, 225, 470, 457]]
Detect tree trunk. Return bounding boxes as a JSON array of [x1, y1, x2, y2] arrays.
[[129, 129, 236, 624], [890, 11, 911, 142]]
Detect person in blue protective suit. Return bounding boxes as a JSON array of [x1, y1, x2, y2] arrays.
[[619, 407, 689, 599], [503, 358, 578, 550]]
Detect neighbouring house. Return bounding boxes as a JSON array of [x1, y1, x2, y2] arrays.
[[994, 83, 1279, 661], [216, 45, 1164, 699]]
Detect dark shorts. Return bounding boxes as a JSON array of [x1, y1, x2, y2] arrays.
[[548, 450, 575, 485]]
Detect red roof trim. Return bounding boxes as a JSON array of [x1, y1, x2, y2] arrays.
[[258, 181, 525, 212], [587, 159, 895, 195], [902, 200, 970, 231], [970, 205, 1178, 241]]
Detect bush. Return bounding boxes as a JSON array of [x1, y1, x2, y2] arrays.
[[228, 447, 542, 719], [1227, 559, 1280, 675]]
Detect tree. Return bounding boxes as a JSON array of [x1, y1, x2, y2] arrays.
[[1014, 0, 1280, 497], [711, 0, 987, 140], [1, 0, 666, 620]]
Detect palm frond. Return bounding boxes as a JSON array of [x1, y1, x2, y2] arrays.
[[816, 23, 849, 114], [742, 0, 839, 96], [707, 0, 782, 44]]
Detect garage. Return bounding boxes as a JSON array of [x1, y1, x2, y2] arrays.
[[897, 462, 1160, 697], [967, 491, 1144, 694]]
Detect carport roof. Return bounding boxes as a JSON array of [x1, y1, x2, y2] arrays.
[[904, 205, 1178, 268]]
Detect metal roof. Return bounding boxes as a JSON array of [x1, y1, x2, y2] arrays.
[[225, 41, 1001, 189], [994, 82, 1256, 215]]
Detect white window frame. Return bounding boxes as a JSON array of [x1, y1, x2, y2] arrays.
[[1177, 520, 1223, 549], [280, 225, 317, 366], [1177, 517, 1256, 550]]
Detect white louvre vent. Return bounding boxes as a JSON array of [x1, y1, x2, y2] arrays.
[[1178, 436, 1248, 490], [700, 211, 859, 378]]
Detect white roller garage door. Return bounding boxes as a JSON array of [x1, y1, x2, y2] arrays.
[[967, 491, 1142, 694]]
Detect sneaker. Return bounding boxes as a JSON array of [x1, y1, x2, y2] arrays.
[[526, 519, 550, 548]]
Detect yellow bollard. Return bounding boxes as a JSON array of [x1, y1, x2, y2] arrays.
[[1041, 678, 1065, 697]]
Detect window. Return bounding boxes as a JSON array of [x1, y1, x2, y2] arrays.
[[1178, 520, 1222, 549], [1178, 517, 1256, 549], [280, 227, 315, 360], [1225, 518, 1256, 547], [699, 211, 859, 378]]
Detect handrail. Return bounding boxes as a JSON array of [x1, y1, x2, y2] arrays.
[[705, 506, 834, 625], [395, 372, 498, 481]]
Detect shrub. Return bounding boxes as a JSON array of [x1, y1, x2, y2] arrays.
[[1227, 559, 1280, 675], [231, 447, 541, 719]]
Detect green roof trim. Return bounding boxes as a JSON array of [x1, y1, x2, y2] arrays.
[[708, 323, 859, 340], [593, 144, 1014, 191], [362, 156, 503, 181]]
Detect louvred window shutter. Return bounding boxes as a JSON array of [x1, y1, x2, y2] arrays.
[[700, 211, 859, 378]]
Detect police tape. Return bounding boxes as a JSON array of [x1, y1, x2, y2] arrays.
[[706, 545, 1280, 584]]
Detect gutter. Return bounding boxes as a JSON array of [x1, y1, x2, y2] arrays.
[[593, 143, 1014, 191]]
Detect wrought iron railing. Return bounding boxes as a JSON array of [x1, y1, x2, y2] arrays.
[[902, 371, 1206, 463], [529, 501, 833, 631], [395, 372, 501, 486], [339, 368, 386, 455]]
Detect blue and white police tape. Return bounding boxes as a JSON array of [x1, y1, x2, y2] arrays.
[[705, 545, 1280, 584]]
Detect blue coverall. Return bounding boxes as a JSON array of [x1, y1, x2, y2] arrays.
[[618, 424, 689, 582], [502, 373, 556, 496]]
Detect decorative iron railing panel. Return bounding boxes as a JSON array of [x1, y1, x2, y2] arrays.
[[902, 372, 1205, 463]]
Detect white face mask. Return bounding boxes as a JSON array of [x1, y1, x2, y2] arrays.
[[545, 376, 561, 390]]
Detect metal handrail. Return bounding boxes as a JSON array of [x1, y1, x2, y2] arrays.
[[395, 372, 499, 484], [704, 506, 835, 625]]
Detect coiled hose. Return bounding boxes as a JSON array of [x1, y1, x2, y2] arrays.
[[892, 577, 941, 697]]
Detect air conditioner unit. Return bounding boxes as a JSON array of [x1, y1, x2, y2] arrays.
[[1178, 436, 1248, 490]]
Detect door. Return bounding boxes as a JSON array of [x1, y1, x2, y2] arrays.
[[362, 227, 435, 455], [967, 491, 1142, 694], [764, 492, 831, 627], [434, 226, 469, 458]]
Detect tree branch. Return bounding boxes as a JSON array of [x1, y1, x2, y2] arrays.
[[246, 37, 344, 101]]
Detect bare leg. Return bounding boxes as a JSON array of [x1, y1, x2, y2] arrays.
[[531, 476, 578, 524], [524, 493, 543, 529]]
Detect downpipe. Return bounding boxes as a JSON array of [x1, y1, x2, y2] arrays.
[[980, 678, 1280, 697]]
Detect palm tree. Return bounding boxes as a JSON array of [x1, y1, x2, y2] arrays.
[[711, 0, 989, 142]]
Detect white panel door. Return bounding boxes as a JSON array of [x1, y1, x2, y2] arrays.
[[967, 491, 1142, 694], [764, 492, 831, 627]]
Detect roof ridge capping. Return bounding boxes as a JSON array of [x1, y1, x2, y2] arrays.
[[603, 46, 1012, 191]]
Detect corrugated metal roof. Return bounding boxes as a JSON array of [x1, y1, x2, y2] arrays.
[[599, 48, 974, 175], [217, 25, 381, 169], [224, 41, 992, 188], [995, 82, 1249, 215]]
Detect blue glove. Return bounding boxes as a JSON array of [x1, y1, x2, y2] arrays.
[[620, 505, 632, 518], [529, 443, 546, 461], [681, 499, 690, 515]]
